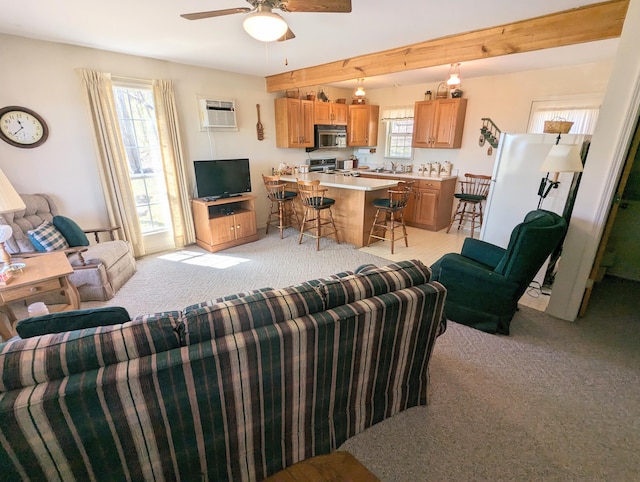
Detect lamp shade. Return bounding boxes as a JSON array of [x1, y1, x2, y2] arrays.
[[540, 144, 584, 173], [243, 10, 288, 42], [0, 168, 25, 214]]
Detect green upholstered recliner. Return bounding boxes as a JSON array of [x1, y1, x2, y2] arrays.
[[430, 209, 567, 335]]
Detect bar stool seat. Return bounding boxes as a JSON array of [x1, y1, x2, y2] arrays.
[[263, 174, 299, 239], [367, 181, 412, 254], [297, 179, 340, 251]]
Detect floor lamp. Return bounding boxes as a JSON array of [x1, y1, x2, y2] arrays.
[[0, 168, 26, 269], [537, 143, 585, 209]]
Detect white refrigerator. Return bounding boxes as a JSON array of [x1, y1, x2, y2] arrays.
[[479, 133, 585, 284]]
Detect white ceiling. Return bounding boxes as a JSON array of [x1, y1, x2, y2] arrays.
[[0, 0, 621, 90]]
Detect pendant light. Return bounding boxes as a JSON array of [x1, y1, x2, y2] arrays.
[[446, 63, 461, 87], [243, 5, 288, 42], [353, 78, 366, 104]]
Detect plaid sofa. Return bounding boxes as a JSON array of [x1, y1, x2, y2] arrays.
[[0, 260, 446, 481]]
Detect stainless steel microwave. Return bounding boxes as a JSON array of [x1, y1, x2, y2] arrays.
[[306, 124, 347, 152]]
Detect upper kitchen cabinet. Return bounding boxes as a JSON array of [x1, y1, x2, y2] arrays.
[[275, 97, 314, 148], [348, 104, 379, 147], [412, 98, 467, 149], [314, 102, 348, 125]]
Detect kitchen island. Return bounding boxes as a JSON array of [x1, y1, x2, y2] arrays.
[[279, 172, 400, 247], [280, 170, 458, 246]]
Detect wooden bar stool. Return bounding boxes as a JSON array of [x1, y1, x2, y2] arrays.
[[297, 179, 340, 251], [446, 173, 492, 238], [262, 174, 299, 239], [367, 181, 412, 254]]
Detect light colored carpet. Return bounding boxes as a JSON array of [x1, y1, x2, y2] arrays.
[[11, 228, 640, 480]]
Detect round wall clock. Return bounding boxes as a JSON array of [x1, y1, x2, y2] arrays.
[[0, 106, 49, 148]]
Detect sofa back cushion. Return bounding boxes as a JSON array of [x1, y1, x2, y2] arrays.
[[0, 193, 59, 254], [321, 259, 432, 309], [183, 285, 324, 345], [0, 311, 182, 392]]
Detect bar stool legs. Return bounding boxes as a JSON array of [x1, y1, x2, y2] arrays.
[[367, 206, 408, 254], [297, 179, 340, 251], [263, 174, 299, 239], [367, 182, 411, 254]]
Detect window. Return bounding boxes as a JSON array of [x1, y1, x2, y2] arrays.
[[527, 97, 602, 135], [382, 105, 414, 159], [113, 84, 172, 234]]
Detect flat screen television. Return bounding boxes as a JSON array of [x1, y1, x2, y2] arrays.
[[194, 158, 252, 199]]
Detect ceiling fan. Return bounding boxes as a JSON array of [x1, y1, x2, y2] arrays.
[[181, 0, 352, 43]]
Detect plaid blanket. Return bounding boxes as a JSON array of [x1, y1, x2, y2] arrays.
[[0, 260, 446, 481]]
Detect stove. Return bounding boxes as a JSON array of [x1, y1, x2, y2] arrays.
[[308, 157, 337, 172]]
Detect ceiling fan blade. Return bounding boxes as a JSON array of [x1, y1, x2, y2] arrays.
[[277, 28, 296, 42], [279, 0, 351, 13], [180, 8, 251, 21]]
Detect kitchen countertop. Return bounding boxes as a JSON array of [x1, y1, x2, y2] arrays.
[[280, 172, 400, 191], [356, 170, 458, 181]]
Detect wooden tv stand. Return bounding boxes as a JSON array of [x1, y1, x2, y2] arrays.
[[191, 195, 259, 253]]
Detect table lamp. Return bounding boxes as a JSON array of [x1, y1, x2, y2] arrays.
[[0, 168, 26, 268]]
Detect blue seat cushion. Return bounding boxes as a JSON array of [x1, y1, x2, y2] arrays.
[[15, 307, 131, 338], [454, 193, 486, 202], [274, 190, 298, 200], [306, 196, 335, 208], [373, 198, 404, 209]]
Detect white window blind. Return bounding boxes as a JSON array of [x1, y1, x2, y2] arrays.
[[527, 98, 601, 135]]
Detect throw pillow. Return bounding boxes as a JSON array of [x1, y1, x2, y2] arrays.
[[27, 221, 69, 252], [16, 307, 131, 338], [53, 215, 90, 247]]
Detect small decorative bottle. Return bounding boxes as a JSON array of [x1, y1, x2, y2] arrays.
[[424, 90, 432, 101]]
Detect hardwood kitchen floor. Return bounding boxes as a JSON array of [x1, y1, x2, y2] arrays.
[[359, 226, 550, 312]]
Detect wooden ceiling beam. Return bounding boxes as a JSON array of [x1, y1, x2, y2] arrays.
[[265, 0, 629, 93]]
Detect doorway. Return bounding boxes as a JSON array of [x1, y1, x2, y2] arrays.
[[580, 115, 640, 314]]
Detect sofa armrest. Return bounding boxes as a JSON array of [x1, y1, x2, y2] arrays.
[[11, 247, 89, 265], [83, 226, 121, 243], [460, 238, 506, 270]]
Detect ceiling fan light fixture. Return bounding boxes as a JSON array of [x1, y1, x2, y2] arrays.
[[243, 10, 288, 42]]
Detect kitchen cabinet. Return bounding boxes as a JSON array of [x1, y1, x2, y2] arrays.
[[314, 101, 348, 125], [275, 97, 314, 148], [347, 104, 379, 147], [412, 98, 467, 149], [405, 178, 457, 231], [192, 196, 258, 252]]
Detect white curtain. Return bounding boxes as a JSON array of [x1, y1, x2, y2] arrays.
[[381, 105, 414, 122], [79, 69, 145, 257], [152, 80, 196, 248]]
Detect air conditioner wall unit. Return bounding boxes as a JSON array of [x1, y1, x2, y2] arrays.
[[199, 98, 237, 129]]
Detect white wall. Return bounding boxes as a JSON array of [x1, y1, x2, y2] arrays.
[[548, 0, 640, 320], [362, 62, 612, 178], [0, 33, 350, 228]]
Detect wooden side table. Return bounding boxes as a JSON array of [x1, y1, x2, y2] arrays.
[[263, 451, 380, 482], [0, 252, 81, 340]]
